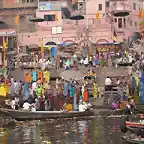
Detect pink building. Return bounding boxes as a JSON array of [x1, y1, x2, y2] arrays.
[[20, 0, 144, 46]]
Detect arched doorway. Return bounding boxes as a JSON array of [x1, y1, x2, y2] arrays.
[[96, 39, 109, 44], [79, 39, 92, 46], [63, 40, 75, 44]]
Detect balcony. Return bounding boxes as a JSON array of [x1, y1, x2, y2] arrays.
[[108, 3, 131, 16], [3, 2, 38, 9]]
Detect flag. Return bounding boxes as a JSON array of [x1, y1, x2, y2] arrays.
[[138, 8, 143, 19], [3, 37, 6, 68], [96, 12, 100, 19], [55, 13, 58, 21], [40, 39, 44, 52], [3, 37, 7, 52], [112, 35, 120, 43], [15, 15, 19, 25]]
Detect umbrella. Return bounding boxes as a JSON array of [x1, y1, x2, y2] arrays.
[[29, 17, 44, 22], [60, 70, 85, 81], [114, 11, 129, 17], [0, 21, 4, 24], [45, 42, 57, 46], [0, 22, 13, 29], [69, 14, 85, 20]]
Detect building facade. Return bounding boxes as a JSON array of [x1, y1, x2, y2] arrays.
[[20, 0, 144, 46], [0, 0, 38, 66]]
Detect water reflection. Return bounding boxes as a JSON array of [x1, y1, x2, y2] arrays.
[[0, 117, 124, 144]]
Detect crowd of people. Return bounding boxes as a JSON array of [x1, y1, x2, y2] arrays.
[[103, 52, 144, 113], [2, 68, 98, 112], [1, 49, 144, 113]]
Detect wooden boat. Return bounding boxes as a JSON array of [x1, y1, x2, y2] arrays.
[[122, 136, 144, 144], [0, 108, 94, 121], [93, 105, 143, 116], [120, 116, 144, 133], [126, 121, 144, 128]]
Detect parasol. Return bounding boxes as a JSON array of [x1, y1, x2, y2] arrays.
[[45, 42, 57, 46], [29, 17, 44, 22], [60, 70, 85, 81], [114, 12, 129, 17], [69, 14, 85, 20], [0, 21, 4, 24]]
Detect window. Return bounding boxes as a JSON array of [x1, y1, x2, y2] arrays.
[[106, 1, 110, 8], [133, 3, 136, 10], [139, 6, 141, 11], [72, 4, 78, 10], [135, 22, 137, 28], [123, 18, 126, 28], [99, 4, 102, 11], [118, 18, 122, 28], [20, 15, 25, 19], [114, 18, 117, 23], [130, 21, 132, 26], [21, 0, 25, 3], [44, 15, 56, 21]]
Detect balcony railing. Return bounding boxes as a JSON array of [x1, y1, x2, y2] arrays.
[[108, 3, 131, 14], [3, 2, 38, 9], [0, 9, 36, 16]]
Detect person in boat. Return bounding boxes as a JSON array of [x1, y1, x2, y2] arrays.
[[11, 97, 16, 109], [62, 101, 73, 111], [14, 97, 19, 110], [30, 103, 36, 112], [36, 85, 42, 98], [124, 96, 135, 114], [4, 98, 11, 109], [78, 100, 91, 112], [39, 95, 45, 111], [22, 100, 31, 111]]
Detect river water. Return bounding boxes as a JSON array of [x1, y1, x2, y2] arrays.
[[0, 116, 125, 144]]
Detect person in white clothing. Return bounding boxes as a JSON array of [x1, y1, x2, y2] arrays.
[[83, 58, 88, 67], [23, 102, 31, 110], [105, 76, 112, 91], [32, 81, 37, 92], [11, 98, 15, 109]]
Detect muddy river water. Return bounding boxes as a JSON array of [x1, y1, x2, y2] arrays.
[[0, 116, 126, 144]]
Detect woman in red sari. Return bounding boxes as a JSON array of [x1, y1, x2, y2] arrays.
[[83, 86, 88, 102]]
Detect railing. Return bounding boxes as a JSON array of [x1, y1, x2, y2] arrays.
[[72, 9, 86, 15], [0, 9, 36, 16], [3, 2, 38, 9], [108, 3, 131, 14]]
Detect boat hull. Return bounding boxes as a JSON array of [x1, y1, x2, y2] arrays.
[[120, 116, 144, 133], [122, 136, 144, 144], [0, 108, 94, 121], [126, 121, 144, 128]]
